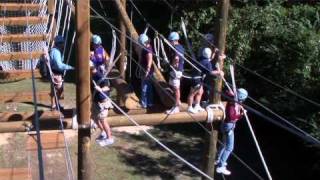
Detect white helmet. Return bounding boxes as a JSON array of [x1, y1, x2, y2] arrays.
[[168, 31, 180, 41], [138, 34, 149, 46], [237, 88, 248, 101], [202, 48, 212, 59], [91, 34, 102, 45]]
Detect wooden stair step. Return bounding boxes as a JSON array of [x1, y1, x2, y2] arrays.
[[0, 69, 41, 81], [0, 168, 31, 180], [0, 34, 48, 43], [27, 132, 65, 151], [0, 16, 48, 26], [0, 3, 42, 11], [0, 90, 50, 103], [0, 51, 45, 61]]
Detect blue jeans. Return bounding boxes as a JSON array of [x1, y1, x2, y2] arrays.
[[217, 122, 235, 167], [141, 76, 154, 108]]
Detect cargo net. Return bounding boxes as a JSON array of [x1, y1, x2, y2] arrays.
[[0, 0, 49, 71]]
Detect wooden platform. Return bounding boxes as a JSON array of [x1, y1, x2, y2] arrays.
[[0, 16, 48, 26], [0, 34, 48, 43], [0, 91, 50, 103], [0, 168, 31, 180], [0, 51, 45, 61], [0, 69, 41, 81], [0, 3, 42, 11], [27, 132, 65, 151]]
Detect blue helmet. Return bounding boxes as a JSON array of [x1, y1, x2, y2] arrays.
[[91, 34, 102, 45], [138, 34, 149, 45], [168, 31, 180, 41], [54, 35, 64, 44], [237, 88, 248, 101]]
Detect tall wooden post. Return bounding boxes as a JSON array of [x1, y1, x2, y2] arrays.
[[203, 0, 230, 178], [119, 0, 127, 79], [76, 0, 91, 180]]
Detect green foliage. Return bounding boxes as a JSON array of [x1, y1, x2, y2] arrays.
[[176, 2, 320, 140]]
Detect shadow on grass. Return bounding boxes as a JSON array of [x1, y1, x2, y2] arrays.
[[114, 123, 207, 179]]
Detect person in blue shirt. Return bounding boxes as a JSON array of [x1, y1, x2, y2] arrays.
[[49, 35, 74, 110], [90, 61, 114, 146], [187, 48, 224, 113], [166, 31, 185, 114], [138, 33, 154, 108]]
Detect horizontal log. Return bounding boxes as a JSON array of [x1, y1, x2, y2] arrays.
[[0, 168, 31, 180], [0, 69, 41, 81], [0, 3, 41, 11], [0, 16, 48, 26], [0, 34, 48, 43], [0, 51, 45, 61], [0, 91, 50, 103], [0, 109, 224, 133]]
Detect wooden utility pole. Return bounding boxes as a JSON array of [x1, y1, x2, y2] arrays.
[[203, 0, 230, 178], [118, 0, 126, 79], [76, 0, 92, 180]]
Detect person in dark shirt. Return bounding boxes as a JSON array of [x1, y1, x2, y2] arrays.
[[166, 31, 185, 114], [138, 33, 154, 108], [187, 48, 224, 113], [216, 88, 248, 175], [90, 61, 114, 146]]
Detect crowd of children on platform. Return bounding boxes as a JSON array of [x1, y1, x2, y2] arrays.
[[48, 30, 248, 175]]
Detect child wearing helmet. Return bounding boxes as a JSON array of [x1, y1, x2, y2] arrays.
[[49, 35, 74, 110], [215, 88, 248, 175], [90, 60, 114, 146], [138, 33, 154, 108], [187, 48, 224, 114], [90, 34, 110, 74], [166, 31, 185, 114]]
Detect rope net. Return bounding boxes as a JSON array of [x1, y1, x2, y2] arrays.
[[0, 0, 49, 71]]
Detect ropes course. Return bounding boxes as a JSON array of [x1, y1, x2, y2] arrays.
[[0, 1, 319, 180]]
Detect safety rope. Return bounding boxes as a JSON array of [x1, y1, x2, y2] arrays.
[[243, 109, 273, 180], [44, 48, 75, 180], [25, 0, 45, 178]]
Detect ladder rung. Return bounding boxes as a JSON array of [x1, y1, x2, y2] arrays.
[[0, 51, 45, 61], [0, 34, 48, 43], [0, 16, 48, 26], [0, 3, 42, 11]]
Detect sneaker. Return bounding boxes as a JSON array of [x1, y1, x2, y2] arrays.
[[95, 132, 107, 142], [216, 166, 231, 175], [214, 160, 220, 165], [187, 106, 198, 114], [99, 138, 114, 147], [194, 104, 205, 112], [166, 106, 180, 115]]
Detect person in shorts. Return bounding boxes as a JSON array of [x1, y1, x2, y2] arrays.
[[90, 61, 114, 146]]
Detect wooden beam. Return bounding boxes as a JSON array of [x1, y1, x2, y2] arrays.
[[0, 51, 45, 61], [0, 109, 224, 133], [0, 3, 41, 11], [0, 168, 31, 180], [0, 91, 50, 103], [0, 69, 41, 81], [0, 34, 48, 43], [27, 132, 65, 151], [118, 0, 126, 79], [0, 16, 48, 26]]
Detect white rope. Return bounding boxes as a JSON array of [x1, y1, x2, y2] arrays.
[[105, 29, 117, 75], [153, 34, 162, 70], [44, 49, 75, 180], [206, 103, 225, 123], [91, 80, 214, 180], [243, 110, 273, 180], [63, 31, 76, 77]]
